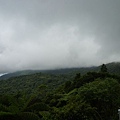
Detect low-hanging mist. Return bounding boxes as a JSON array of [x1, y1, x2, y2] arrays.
[[0, 0, 120, 73]]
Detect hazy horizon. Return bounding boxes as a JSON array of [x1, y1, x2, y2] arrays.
[[0, 0, 120, 73]]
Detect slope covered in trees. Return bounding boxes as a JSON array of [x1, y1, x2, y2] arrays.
[[0, 73, 70, 95], [0, 64, 120, 119], [1, 62, 120, 80]]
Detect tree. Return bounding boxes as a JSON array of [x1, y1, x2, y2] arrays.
[[0, 95, 41, 120], [100, 64, 108, 73], [78, 78, 120, 120]]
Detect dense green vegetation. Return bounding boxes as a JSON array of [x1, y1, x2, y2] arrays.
[[1, 62, 120, 80], [0, 73, 71, 95], [0, 64, 120, 120]]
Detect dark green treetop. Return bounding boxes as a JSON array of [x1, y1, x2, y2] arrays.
[[100, 64, 108, 73]]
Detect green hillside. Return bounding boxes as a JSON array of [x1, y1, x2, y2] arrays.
[[1, 62, 120, 80], [0, 63, 120, 119], [0, 67, 97, 80], [0, 70, 41, 80], [105, 62, 120, 74], [0, 72, 70, 95]]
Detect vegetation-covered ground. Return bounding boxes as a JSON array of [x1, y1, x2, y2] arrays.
[[0, 64, 120, 120]]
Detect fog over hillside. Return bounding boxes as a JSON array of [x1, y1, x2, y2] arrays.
[[0, 0, 120, 73]]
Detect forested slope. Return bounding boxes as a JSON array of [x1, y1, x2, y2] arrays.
[[0, 73, 70, 95], [1, 62, 120, 80], [0, 64, 120, 120]]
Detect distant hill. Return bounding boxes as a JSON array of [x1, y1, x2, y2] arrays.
[[105, 62, 120, 75], [42, 62, 120, 75], [0, 67, 99, 80], [0, 70, 41, 80], [0, 62, 120, 80], [0, 72, 70, 95]]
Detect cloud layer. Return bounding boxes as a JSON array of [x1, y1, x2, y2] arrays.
[[0, 0, 120, 73]]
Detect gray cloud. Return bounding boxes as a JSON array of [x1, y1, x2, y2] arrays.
[[0, 0, 120, 73]]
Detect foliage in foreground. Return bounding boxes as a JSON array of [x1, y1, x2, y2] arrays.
[[0, 67, 120, 119]]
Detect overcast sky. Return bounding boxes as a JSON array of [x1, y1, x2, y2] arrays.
[[0, 0, 120, 73]]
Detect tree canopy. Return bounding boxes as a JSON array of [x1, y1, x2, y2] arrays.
[[0, 65, 120, 120]]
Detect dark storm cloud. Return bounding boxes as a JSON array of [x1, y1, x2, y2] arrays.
[[0, 0, 120, 73]]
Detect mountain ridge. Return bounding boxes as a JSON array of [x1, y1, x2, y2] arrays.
[[0, 62, 120, 80]]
